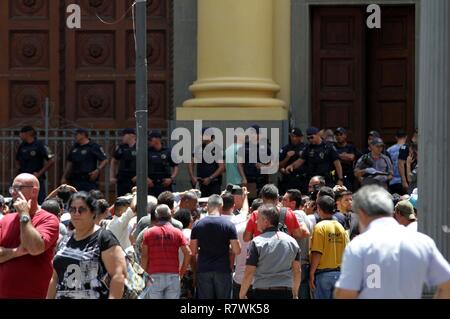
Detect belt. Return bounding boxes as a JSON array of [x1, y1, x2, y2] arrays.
[[253, 286, 290, 291], [315, 267, 340, 275]]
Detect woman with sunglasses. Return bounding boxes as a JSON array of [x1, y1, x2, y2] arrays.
[[46, 192, 126, 299]]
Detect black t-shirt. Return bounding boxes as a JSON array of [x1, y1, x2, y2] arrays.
[[67, 141, 107, 176], [16, 139, 53, 177], [398, 144, 409, 161], [300, 142, 339, 178], [192, 143, 224, 182], [239, 139, 272, 178], [53, 228, 120, 299], [114, 143, 137, 178]]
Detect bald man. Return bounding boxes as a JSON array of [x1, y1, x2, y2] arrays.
[[0, 173, 59, 298]]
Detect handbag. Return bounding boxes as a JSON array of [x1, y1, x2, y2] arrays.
[[99, 229, 152, 299], [101, 252, 152, 299]]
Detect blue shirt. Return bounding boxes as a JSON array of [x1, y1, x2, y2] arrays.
[[387, 144, 402, 185], [225, 143, 242, 185], [191, 216, 238, 273]]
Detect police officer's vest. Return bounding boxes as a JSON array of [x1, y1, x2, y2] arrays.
[[148, 147, 171, 179], [116, 144, 137, 177]]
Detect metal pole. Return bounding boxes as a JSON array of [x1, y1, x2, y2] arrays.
[[44, 97, 49, 196], [135, 0, 148, 222]]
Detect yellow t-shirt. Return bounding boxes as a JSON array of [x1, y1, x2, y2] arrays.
[[310, 220, 349, 269]]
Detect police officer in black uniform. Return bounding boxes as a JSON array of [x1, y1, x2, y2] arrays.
[[188, 127, 225, 197], [16, 126, 55, 204], [145, 130, 178, 197], [278, 128, 307, 194], [238, 124, 272, 199], [110, 128, 137, 196], [334, 127, 361, 191], [286, 127, 344, 188], [62, 128, 108, 192]]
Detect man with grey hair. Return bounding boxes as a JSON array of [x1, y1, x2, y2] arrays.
[[131, 195, 158, 262], [190, 194, 241, 299], [141, 204, 191, 299], [239, 204, 301, 299], [335, 185, 450, 299]]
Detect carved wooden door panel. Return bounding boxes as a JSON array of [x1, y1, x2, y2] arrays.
[[64, 0, 172, 130], [0, 0, 61, 127], [367, 6, 415, 145], [311, 7, 365, 148]]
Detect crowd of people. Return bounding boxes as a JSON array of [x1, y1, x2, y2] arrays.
[[0, 124, 449, 299]]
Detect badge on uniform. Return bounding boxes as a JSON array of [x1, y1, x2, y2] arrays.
[[81, 150, 87, 155], [161, 154, 167, 160], [30, 150, 36, 157], [132, 151, 137, 156], [319, 152, 325, 159], [72, 148, 78, 153]]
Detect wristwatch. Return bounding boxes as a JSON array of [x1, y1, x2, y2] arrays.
[[20, 214, 30, 224]]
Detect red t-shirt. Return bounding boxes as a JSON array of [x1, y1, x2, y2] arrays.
[[0, 209, 60, 299], [245, 207, 301, 238], [143, 223, 188, 275]]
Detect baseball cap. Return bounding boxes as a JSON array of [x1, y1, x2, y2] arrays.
[[370, 137, 384, 146], [334, 127, 347, 135], [226, 184, 243, 195], [148, 130, 162, 139], [121, 128, 136, 135], [368, 130, 380, 138], [20, 126, 36, 133], [290, 128, 303, 137], [306, 127, 320, 136], [395, 200, 416, 221]]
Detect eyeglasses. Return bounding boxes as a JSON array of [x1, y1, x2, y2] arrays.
[[69, 206, 89, 214], [9, 185, 34, 195], [307, 135, 315, 140]]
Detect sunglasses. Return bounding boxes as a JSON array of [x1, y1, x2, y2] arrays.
[[69, 206, 89, 214]]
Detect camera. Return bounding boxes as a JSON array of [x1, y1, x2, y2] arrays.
[[309, 184, 321, 201]]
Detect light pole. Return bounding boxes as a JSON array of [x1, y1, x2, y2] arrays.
[[135, 0, 148, 221]]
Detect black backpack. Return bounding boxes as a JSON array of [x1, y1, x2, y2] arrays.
[[278, 207, 289, 234]]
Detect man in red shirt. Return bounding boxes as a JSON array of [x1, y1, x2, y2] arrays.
[[0, 173, 59, 299], [243, 184, 309, 242], [141, 204, 191, 299]]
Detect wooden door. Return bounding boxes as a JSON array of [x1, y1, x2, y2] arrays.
[[311, 7, 365, 148], [367, 6, 415, 145], [64, 0, 172, 130], [0, 0, 61, 127]]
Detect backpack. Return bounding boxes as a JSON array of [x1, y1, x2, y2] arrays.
[[278, 207, 289, 234]]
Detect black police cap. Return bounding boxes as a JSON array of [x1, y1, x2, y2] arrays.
[[148, 130, 162, 139], [122, 128, 136, 135], [20, 126, 36, 133], [290, 128, 303, 137], [334, 127, 347, 135], [74, 128, 89, 135]]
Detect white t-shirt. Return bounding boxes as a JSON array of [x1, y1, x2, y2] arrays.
[[407, 221, 418, 232], [335, 217, 450, 298], [106, 207, 135, 250], [233, 219, 250, 285]]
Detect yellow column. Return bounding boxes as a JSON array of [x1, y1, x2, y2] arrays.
[[177, 0, 287, 121]]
